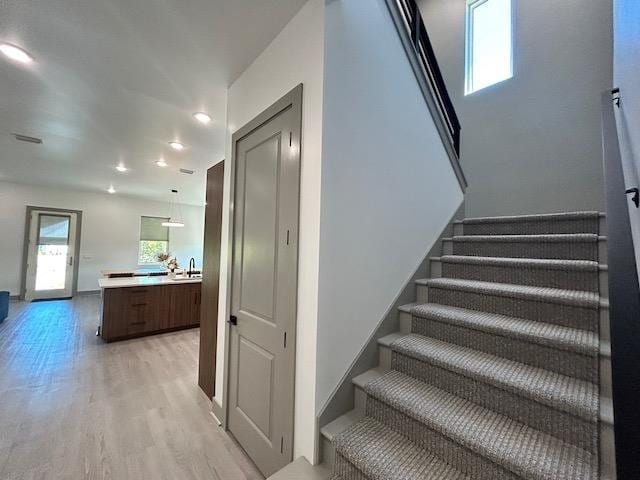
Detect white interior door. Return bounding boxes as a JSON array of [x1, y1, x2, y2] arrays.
[[227, 87, 301, 477], [25, 211, 77, 301]]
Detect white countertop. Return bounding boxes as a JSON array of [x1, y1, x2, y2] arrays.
[[100, 268, 166, 276], [99, 275, 202, 289], [100, 267, 201, 277]]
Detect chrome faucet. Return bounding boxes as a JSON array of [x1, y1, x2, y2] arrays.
[[188, 258, 196, 277]]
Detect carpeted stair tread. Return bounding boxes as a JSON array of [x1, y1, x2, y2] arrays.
[[450, 234, 600, 260], [411, 303, 599, 357], [461, 211, 601, 225], [452, 234, 600, 243], [333, 417, 470, 480], [365, 371, 597, 480], [425, 277, 601, 309], [391, 334, 598, 421], [439, 255, 600, 271], [458, 212, 601, 235]]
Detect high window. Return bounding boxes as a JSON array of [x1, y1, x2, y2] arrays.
[[138, 216, 170, 264], [465, 0, 513, 95]]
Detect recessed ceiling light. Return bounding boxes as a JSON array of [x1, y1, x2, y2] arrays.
[[0, 43, 34, 64], [156, 159, 168, 167], [193, 112, 212, 124], [107, 185, 116, 194], [168, 141, 185, 151], [115, 163, 128, 172]]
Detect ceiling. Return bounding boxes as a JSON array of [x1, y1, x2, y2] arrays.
[[0, 0, 307, 205]]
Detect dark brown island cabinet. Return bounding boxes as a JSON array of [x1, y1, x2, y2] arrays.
[[100, 281, 201, 342]]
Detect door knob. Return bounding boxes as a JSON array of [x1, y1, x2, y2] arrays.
[[228, 315, 238, 326]]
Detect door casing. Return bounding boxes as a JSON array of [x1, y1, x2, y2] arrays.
[[220, 84, 303, 469], [199, 161, 225, 399], [21, 206, 83, 300]]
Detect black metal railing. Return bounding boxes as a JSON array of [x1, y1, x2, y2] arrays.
[[390, 0, 461, 158], [601, 89, 640, 478]]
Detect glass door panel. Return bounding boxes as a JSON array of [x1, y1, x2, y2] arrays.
[[35, 215, 70, 291], [25, 210, 77, 301]]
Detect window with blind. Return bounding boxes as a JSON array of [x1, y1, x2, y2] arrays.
[[138, 216, 170, 264]]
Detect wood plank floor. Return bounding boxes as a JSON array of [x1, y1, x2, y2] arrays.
[[0, 296, 264, 480]]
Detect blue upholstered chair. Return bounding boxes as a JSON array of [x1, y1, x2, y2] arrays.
[[0, 291, 9, 323]]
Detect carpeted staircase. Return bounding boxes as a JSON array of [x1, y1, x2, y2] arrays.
[[328, 212, 611, 480]]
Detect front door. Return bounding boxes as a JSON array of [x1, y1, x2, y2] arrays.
[[228, 86, 301, 477], [25, 210, 78, 301]]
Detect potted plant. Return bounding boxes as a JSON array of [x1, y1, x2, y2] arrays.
[[167, 258, 179, 272]]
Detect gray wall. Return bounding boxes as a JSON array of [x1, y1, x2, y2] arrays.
[[418, 0, 613, 217], [316, 0, 464, 413], [614, 0, 640, 276]]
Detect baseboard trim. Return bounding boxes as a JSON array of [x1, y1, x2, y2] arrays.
[[211, 398, 225, 427], [77, 290, 101, 296], [209, 410, 222, 427]]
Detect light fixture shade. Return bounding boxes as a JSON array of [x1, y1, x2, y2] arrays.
[[161, 220, 185, 228], [164, 189, 185, 227]]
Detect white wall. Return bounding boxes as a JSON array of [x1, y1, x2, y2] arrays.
[[418, 0, 612, 217], [0, 181, 205, 295], [316, 0, 463, 415], [614, 0, 640, 275], [214, 0, 324, 462]]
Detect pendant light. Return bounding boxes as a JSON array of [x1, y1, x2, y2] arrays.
[[162, 189, 185, 228]]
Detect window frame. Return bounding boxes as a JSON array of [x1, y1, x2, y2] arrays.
[[137, 215, 170, 266], [464, 0, 514, 95]]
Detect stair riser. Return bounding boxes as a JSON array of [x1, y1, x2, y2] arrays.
[[378, 345, 393, 372], [411, 316, 598, 382], [601, 421, 616, 480], [453, 240, 599, 261], [601, 352, 612, 400], [444, 238, 607, 263], [443, 239, 454, 255], [391, 352, 598, 453], [332, 454, 371, 480], [421, 285, 599, 331], [323, 436, 336, 468], [600, 305, 611, 347], [437, 261, 599, 292], [599, 267, 609, 298], [365, 397, 520, 480], [432, 259, 608, 294], [461, 218, 600, 236], [399, 309, 412, 334]]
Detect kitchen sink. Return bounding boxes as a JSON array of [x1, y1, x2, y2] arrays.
[[171, 275, 202, 281]]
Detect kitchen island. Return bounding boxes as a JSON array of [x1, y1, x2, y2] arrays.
[[98, 275, 202, 342]]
